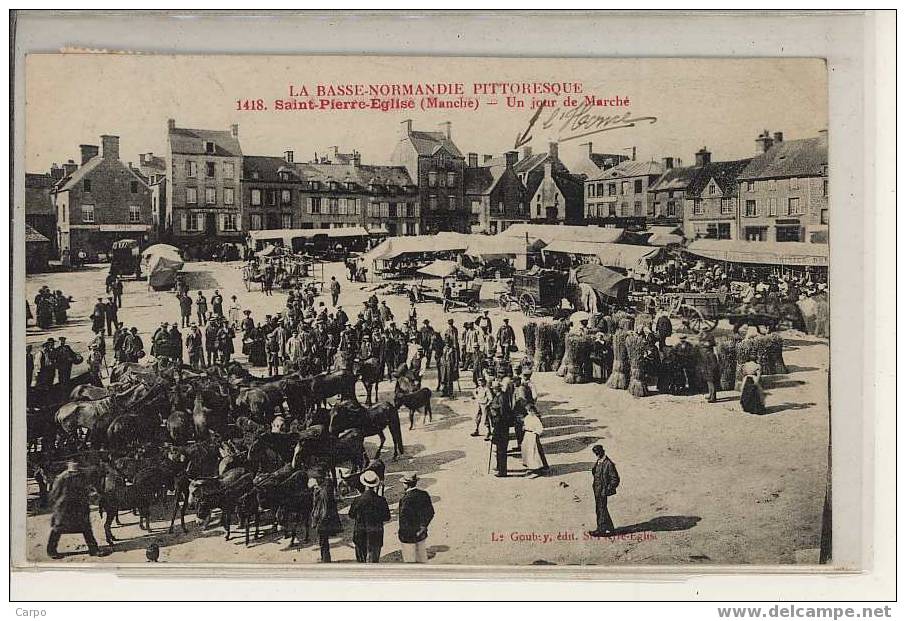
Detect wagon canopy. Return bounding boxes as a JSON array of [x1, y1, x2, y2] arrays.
[[141, 244, 184, 290], [685, 239, 828, 267], [571, 264, 631, 298], [543, 240, 662, 274]]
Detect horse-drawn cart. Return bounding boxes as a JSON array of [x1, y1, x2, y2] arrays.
[[498, 269, 566, 316], [657, 292, 726, 333]]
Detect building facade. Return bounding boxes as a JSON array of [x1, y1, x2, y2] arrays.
[[25, 172, 58, 256], [736, 131, 828, 243], [139, 152, 168, 241], [464, 151, 528, 234], [54, 135, 152, 263], [680, 151, 752, 241], [584, 158, 670, 227], [166, 119, 243, 246], [514, 142, 584, 225], [390, 120, 467, 233], [569, 141, 630, 179]]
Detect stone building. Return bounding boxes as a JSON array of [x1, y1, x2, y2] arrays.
[[736, 131, 829, 243], [139, 152, 168, 240], [53, 135, 152, 264], [679, 150, 752, 240], [584, 158, 670, 227], [165, 119, 243, 246], [569, 141, 630, 179], [390, 120, 467, 233], [513, 142, 584, 225], [25, 172, 57, 256], [464, 151, 528, 234]]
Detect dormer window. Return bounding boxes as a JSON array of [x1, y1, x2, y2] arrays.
[[251, 171, 260, 180], [311, 181, 320, 191], [205, 141, 215, 154], [279, 172, 290, 182], [346, 182, 355, 191], [329, 181, 338, 191]]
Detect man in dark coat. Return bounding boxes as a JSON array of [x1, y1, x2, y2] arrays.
[[397, 472, 435, 563], [489, 381, 515, 477], [124, 327, 144, 362], [179, 293, 193, 328], [309, 472, 342, 563], [211, 290, 224, 317], [348, 471, 391, 563], [46, 460, 106, 559], [35, 338, 57, 388], [588, 445, 620, 537], [91, 298, 106, 334], [496, 318, 516, 358], [168, 325, 183, 364], [419, 321, 435, 368], [152, 322, 171, 360], [329, 276, 341, 307], [196, 292, 208, 326], [54, 337, 81, 388], [698, 333, 720, 403], [25, 344, 34, 389], [205, 321, 220, 367], [104, 297, 118, 336], [216, 323, 235, 365]]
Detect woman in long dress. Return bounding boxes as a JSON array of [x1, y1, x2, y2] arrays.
[[739, 360, 766, 414], [521, 406, 548, 478]]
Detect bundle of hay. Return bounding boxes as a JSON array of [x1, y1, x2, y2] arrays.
[[716, 335, 742, 391], [534, 322, 556, 372], [734, 337, 758, 391], [553, 320, 571, 368], [563, 334, 595, 384], [760, 333, 788, 375], [624, 332, 649, 397], [589, 312, 608, 333], [633, 312, 653, 332], [618, 316, 635, 332], [606, 329, 629, 390], [522, 322, 538, 361]]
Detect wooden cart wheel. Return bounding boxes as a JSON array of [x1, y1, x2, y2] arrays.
[[519, 293, 537, 316], [699, 316, 718, 332]]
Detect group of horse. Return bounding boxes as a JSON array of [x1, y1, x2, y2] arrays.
[[27, 354, 435, 549]]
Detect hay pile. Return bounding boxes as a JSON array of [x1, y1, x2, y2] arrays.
[[715, 335, 742, 391], [562, 334, 594, 384], [533, 323, 557, 372], [522, 322, 538, 361], [624, 332, 649, 397], [734, 333, 787, 388], [553, 320, 571, 368], [633, 312, 653, 332], [606, 329, 630, 390]]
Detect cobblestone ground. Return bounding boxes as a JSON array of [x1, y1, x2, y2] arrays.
[[22, 260, 829, 566]]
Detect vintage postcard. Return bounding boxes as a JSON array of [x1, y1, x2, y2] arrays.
[[16, 54, 830, 567]]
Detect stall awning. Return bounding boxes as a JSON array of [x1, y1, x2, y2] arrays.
[[417, 259, 461, 279], [464, 235, 537, 259], [248, 226, 369, 244], [685, 239, 828, 267], [497, 223, 626, 245], [362, 233, 470, 264], [544, 240, 662, 272], [572, 264, 631, 297]]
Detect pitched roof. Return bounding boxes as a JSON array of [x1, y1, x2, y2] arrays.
[[243, 155, 295, 182], [290, 161, 414, 188], [648, 165, 699, 193], [25, 173, 55, 216], [552, 172, 585, 204], [406, 130, 463, 159], [25, 223, 50, 243], [738, 135, 827, 180], [588, 159, 665, 181], [168, 126, 242, 157], [590, 153, 629, 170], [56, 157, 149, 192], [464, 164, 507, 195], [686, 159, 752, 196], [498, 223, 626, 245], [26, 173, 55, 189]]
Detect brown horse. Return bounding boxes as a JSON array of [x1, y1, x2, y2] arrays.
[[329, 400, 405, 459]]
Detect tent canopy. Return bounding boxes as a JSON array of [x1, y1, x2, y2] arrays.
[[256, 244, 277, 257], [141, 244, 182, 261], [497, 223, 626, 245], [543, 240, 662, 273], [362, 233, 470, 264], [417, 259, 461, 279], [685, 239, 828, 267], [572, 264, 631, 298], [464, 235, 538, 259]]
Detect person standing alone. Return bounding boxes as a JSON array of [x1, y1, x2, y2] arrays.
[[348, 470, 391, 562], [588, 445, 620, 537], [397, 473, 435, 563], [329, 276, 341, 308]]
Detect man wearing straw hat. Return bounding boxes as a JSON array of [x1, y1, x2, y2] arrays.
[[348, 470, 391, 563], [398, 473, 435, 563]]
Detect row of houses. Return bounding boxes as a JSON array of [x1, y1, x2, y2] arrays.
[[24, 120, 828, 265]]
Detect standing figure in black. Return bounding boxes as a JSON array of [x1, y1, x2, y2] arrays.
[[489, 380, 515, 478], [348, 470, 391, 562], [588, 445, 620, 537]]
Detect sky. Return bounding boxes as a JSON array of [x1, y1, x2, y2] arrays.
[[25, 54, 827, 174]]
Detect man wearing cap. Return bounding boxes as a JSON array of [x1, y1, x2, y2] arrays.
[[489, 380, 515, 477], [54, 337, 82, 388], [329, 276, 341, 307], [589, 445, 620, 537], [187, 323, 204, 369], [418, 320, 435, 368], [104, 297, 119, 336], [476, 309, 492, 334], [36, 338, 57, 388], [124, 327, 144, 362], [195, 291, 208, 326], [496, 317, 516, 358], [698, 332, 720, 403], [472, 376, 493, 439], [673, 334, 696, 393], [398, 473, 435, 563], [46, 460, 106, 559], [443, 318, 460, 367], [348, 470, 391, 563]]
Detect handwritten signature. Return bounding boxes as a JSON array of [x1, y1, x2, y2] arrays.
[[514, 102, 657, 149]]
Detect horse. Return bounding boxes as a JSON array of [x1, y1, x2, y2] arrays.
[[235, 383, 284, 424], [329, 399, 405, 460], [242, 463, 312, 546], [166, 410, 193, 445], [355, 357, 383, 406], [394, 384, 433, 430], [97, 459, 178, 545], [188, 467, 256, 540]]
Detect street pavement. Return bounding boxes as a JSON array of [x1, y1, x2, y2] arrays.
[[23, 260, 830, 565]]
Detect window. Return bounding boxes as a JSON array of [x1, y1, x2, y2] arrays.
[[705, 223, 732, 240], [380, 202, 390, 218], [81, 204, 95, 223], [205, 187, 216, 205], [744, 200, 757, 216], [388, 203, 397, 218], [746, 181, 754, 192], [821, 209, 828, 225], [250, 189, 262, 206], [768, 198, 777, 216], [823, 179, 828, 197], [447, 172, 455, 186], [652, 201, 660, 216], [608, 183, 616, 196], [223, 162, 234, 179], [205, 141, 215, 154], [310, 181, 320, 190], [608, 203, 617, 217], [281, 213, 293, 229], [708, 183, 717, 195], [776, 226, 802, 242], [309, 197, 321, 214], [267, 190, 277, 207], [449, 196, 457, 210], [790, 177, 799, 190], [338, 198, 347, 215], [634, 179, 643, 194], [352, 198, 361, 215], [186, 212, 201, 231], [429, 195, 438, 210], [328, 198, 339, 214], [692, 199, 703, 215], [720, 198, 734, 214], [621, 181, 630, 195], [250, 214, 262, 230], [224, 188, 234, 205], [281, 189, 292, 206], [588, 185, 595, 198], [129, 205, 141, 223], [620, 202, 628, 216], [788, 197, 802, 215], [251, 171, 260, 180], [667, 200, 677, 217], [83, 179, 92, 192], [206, 162, 215, 177], [186, 161, 197, 178], [633, 201, 642, 216], [427, 172, 437, 187], [438, 174, 446, 188], [745, 226, 767, 242], [130, 180, 139, 194], [596, 183, 604, 196], [223, 213, 238, 231], [186, 188, 197, 204]]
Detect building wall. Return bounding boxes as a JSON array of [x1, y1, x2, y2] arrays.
[[737, 175, 828, 242], [417, 154, 467, 233], [243, 181, 300, 231], [167, 149, 242, 240], [683, 178, 739, 240], [585, 174, 661, 220]]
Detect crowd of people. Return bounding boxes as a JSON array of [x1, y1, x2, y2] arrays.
[[28, 286, 73, 330]]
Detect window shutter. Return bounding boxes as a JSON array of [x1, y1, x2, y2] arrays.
[[235, 212, 241, 231], [307, 198, 312, 214], [180, 212, 187, 232]]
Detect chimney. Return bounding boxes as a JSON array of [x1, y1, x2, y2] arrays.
[[505, 151, 518, 168], [756, 129, 774, 153], [483, 155, 493, 164], [401, 119, 412, 136], [231, 123, 239, 137], [773, 131, 784, 143], [50, 163, 64, 180], [695, 147, 711, 166], [63, 160, 78, 177], [468, 153, 479, 168], [284, 150, 294, 163], [548, 141, 559, 161], [79, 144, 99, 165], [662, 157, 674, 170], [581, 142, 593, 156], [631, 146, 637, 161], [100, 135, 120, 161], [439, 121, 452, 140], [352, 151, 361, 167], [167, 118, 176, 131], [522, 146, 533, 159]]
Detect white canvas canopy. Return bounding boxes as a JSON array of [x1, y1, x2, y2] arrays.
[[141, 244, 184, 290], [362, 233, 470, 265], [543, 240, 662, 274], [685, 239, 828, 267], [417, 259, 461, 279]]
